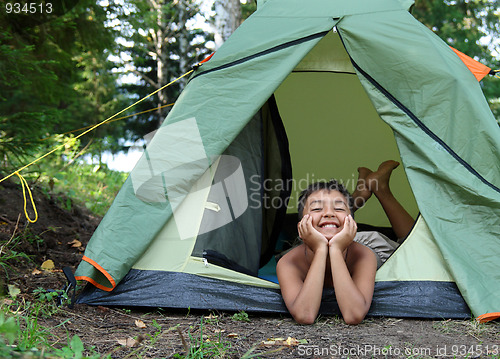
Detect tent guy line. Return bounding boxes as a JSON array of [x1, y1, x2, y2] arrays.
[[0, 70, 194, 223]]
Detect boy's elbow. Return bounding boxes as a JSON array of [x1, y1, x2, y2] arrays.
[[292, 310, 317, 325], [342, 309, 368, 325], [343, 314, 364, 325], [295, 316, 316, 325]]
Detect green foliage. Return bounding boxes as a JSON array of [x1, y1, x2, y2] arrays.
[[15, 303, 51, 351], [0, 282, 105, 358], [0, 0, 125, 171], [42, 162, 126, 216], [0, 236, 32, 280], [116, 0, 213, 143], [41, 160, 127, 216], [0, 312, 17, 347], [232, 310, 251, 322], [51, 335, 86, 359], [8, 133, 128, 216], [241, 0, 257, 20], [174, 317, 234, 359], [3, 131, 127, 217], [0, 302, 101, 358]]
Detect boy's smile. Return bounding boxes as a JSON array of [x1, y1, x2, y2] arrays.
[[303, 189, 350, 239]]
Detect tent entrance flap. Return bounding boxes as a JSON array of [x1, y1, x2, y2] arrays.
[[274, 32, 419, 226]]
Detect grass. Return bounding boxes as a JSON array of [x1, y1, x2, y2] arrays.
[[37, 160, 128, 217], [0, 151, 125, 357], [173, 316, 235, 358], [0, 295, 103, 358], [232, 311, 251, 322], [4, 135, 128, 217]]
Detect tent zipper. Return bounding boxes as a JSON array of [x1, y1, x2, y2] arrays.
[[337, 34, 500, 195]]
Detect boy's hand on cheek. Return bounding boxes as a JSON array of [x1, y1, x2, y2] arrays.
[[328, 215, 357, 252], [298, 214, 328, 253]]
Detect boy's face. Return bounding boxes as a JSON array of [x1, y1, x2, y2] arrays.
[[302, 189, 350, 239]]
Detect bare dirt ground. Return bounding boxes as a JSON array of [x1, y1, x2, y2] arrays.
[[1, 179, 499, 358]]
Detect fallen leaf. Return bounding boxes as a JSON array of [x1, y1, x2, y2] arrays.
[[7, 284, 21, 298], [68, 239, 82, 248], [285, 337, 300, 346], [3, 299, 13, 306], [261, 336, 306, 347], [41, 259, 55, 270], [227, 333, 238, 338], [261, 340, 276, 346], [32, 269, 42, 275], [117, 338, 139, 347], [135, 319, 146, 329]]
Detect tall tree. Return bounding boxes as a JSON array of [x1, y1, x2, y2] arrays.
[[117, 0, 212, 142], [212, 0, 256, 48], [213, 0, 241, 48], [0, 0, 124, 170]]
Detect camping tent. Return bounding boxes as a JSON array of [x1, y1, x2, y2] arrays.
[[74, 0, 500, 322]]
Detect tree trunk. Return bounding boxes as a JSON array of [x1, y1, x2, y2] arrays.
[[154, 0, 166, 122], [177, 0, 189, 89], [214, 0, 241, 49]]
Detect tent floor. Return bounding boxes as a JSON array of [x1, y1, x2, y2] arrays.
[[76, 269, 471, 319]]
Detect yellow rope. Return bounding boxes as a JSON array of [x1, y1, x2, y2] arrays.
[[40, 103, 175, 141], [15, 172, 38, 223], [0, 69, 193, 222]]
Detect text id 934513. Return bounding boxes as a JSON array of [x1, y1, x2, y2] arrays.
[[4, 2, 53, 15]]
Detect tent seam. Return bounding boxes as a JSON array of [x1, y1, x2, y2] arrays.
[[190, 31, 330, 82]]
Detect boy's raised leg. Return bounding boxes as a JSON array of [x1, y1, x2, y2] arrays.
[[366, 160, 414, 240]]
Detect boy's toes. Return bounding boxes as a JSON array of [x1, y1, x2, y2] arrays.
[[377, 160, 400, 172]]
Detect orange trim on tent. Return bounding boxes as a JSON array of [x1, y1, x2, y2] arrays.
[[199, 52, 214, 64], [74, 275, 114, 292], [450, 47, 491, 82], [193, 53, 215, 69], [476, 312, 500, 323], [75, 255, 116, 292]]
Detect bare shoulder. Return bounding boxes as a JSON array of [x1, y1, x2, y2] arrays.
[[276, 244, 308, 279], [349, 241, 374, 256], [346, 242, 377, 269]]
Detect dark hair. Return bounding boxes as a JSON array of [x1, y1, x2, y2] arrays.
[[297, 180, 354, 219]]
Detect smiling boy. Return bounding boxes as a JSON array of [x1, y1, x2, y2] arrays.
[[276, 161, 414, 325]]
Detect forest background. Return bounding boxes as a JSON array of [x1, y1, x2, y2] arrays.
[[1, 0, 499, 189], [0, 0, 499, 357]]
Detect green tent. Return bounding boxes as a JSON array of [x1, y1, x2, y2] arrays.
[[75, 0, 500, 322]]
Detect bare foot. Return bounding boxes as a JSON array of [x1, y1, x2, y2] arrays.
[[366, 160, 400, 196], [352, 166, 373, 210]]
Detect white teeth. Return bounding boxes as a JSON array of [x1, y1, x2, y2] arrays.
[[322, 224, 337, 228]]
